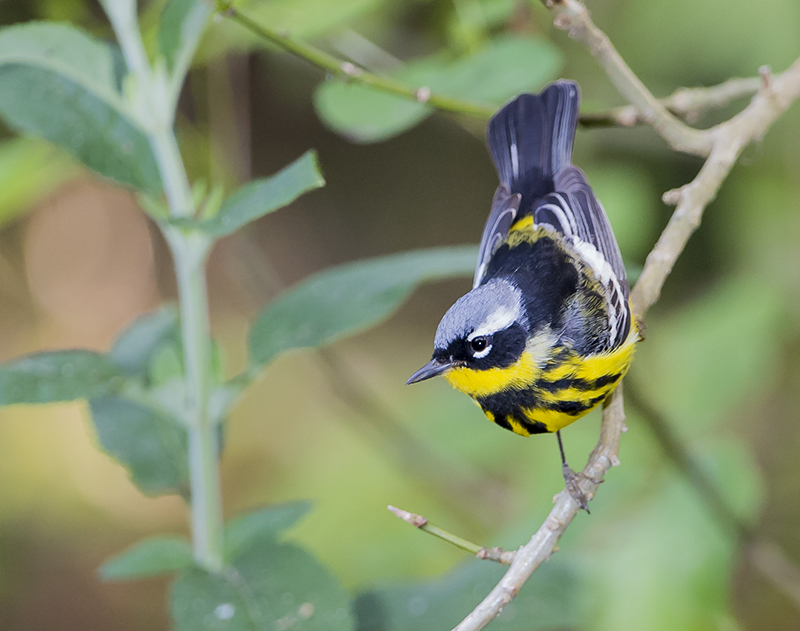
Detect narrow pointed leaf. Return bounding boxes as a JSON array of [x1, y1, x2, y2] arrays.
[[0, 350, 124, 405], [111, 306, 180, 377], [90, 396, 189, 497], [202, 150, 325, 237], [159, 0, 211, 80], [248, 246, 477, 367], [100, 535, 194, 581], [0, 22, 161, 193]]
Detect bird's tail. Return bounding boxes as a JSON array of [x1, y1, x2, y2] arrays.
[[486, 81, 580, 202]]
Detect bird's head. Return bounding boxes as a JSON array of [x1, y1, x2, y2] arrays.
[[407, 278, 529, 384]]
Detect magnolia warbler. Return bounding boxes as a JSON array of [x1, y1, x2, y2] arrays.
[[407, 81, 640, 511]]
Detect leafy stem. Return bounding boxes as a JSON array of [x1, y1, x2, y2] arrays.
[[102, 1, 224, 572], [214, 0, 496, 119]]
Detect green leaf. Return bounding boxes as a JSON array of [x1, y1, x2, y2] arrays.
[[314, 35, 562, 143], [111, 306, 181, 377], [0, 350, 124, 405], [159, 0, 211, 81], [150, 344, 186, 387], [159, 0, 211, 67], [201, 151, 325, 237], [90, 396, 189, 497], [248, 245, 477, 366], [0, 22, 161, 193], [171, 539, 354, 631], [100, 535, 194, 581], [354, 558, 578, 631], [225, 502, 312, 561], [315, 56, 445, 144]]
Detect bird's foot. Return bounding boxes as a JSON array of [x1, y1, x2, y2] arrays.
[[562, 464, 601, 513]]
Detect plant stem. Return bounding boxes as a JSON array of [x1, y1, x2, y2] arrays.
[[103, 1, 224, 572], [150, 131, 195, 218], [160, 144, 224, 573], [173, 235, 224, 572]]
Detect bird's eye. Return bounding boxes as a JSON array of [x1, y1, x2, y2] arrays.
[[469, 336, 490, 355]]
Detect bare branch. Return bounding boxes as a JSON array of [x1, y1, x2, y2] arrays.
[[388, 506, 517, 564], [632, 56, 800, 316], [454, 388, 627, 631], [545, 0, 713, 156], [580, 76, 762, 128]]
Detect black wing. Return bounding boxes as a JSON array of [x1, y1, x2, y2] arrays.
[[533, 166, 631, 346], [478, 81, 580, 287], [473, 185, 520, 288]]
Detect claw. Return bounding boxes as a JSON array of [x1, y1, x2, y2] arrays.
[[562, 465, 592, 513]]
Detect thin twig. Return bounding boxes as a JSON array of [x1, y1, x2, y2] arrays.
[[545, 0, 713, 156], [214, 0, 761, 132], [453, 1, 800, 628], [388, 505, 516, 564], [580, 76, 762, 127], [455, 386, 628, 630], [214, 0, 495, 119], [631, 59, 800, 317]]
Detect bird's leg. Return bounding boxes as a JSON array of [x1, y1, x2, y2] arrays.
[[557, 431, 600, 513]]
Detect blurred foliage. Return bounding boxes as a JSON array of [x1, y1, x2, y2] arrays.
[[171, 502, 355, 631], [0, 0, 798, 630], [99, 535, 195, 581], [0, 22, 162, 193], [0, 138, 79, 228], [249, 246, 477, 366], [355, 558, 579, 630]]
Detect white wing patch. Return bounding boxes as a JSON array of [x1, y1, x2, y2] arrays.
[[570, 236, 627, 347], [533, 186, 630, 350], [510, 142, 519, 179]]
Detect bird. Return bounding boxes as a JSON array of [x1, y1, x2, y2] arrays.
[[406, 80, 641, 511]]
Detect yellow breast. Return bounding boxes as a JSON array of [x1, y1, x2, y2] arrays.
[[444, 323, 640, 435], [444, 350, 542, 397]]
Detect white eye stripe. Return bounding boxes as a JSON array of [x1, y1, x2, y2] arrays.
[[468, 305, 518, 340], [472, 344, 492, 359]]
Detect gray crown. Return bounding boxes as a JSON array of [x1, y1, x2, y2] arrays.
[[434, 278, 525, 350]]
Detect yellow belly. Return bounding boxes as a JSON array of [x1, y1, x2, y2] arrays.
[[444, 324, 640, 435]]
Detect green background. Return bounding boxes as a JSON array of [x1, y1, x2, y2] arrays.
[[1, 0, 799, 629]]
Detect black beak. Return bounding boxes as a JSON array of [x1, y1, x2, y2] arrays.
[[406, 359, 453, 385]]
